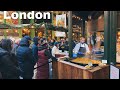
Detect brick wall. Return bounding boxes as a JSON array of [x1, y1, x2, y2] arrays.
[[87, 19, 97, 32], [87, 20, 92, 32], [87, 15, 104, 32], [98, 15, 104, 31]]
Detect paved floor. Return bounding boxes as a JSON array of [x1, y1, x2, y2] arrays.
[[49, 59, 53, 79]]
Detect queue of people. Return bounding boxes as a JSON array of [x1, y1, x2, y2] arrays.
[[0, 35, 91, 79]]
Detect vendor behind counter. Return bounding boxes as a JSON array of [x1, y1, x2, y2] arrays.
[[73, 37, 90, 57]]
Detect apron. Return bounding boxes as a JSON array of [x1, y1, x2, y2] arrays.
[[78, 43, 86, 57]]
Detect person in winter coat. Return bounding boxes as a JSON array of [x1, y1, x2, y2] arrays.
[[16, 36, 36, 79], [36, 38, 52, 79], [31, 37, 38, 62], [11, 38, 21, 55], [0, 39, 20, 79]]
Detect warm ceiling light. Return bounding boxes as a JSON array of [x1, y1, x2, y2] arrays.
[[118, 32, 120, 35], [31, 25, 34, 28], [15, 30, 18, 33], [88, 15, 91, 19]]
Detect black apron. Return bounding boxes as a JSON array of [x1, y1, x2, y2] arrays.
[[78, 43, 86, 57]]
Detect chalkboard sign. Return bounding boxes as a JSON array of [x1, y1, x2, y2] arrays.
[[110, 65, 120, 79]]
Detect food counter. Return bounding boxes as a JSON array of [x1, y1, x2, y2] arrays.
[[52, 57, 109, 79]]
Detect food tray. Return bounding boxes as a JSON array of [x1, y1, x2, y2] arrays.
[[64, 58, 100, 67]]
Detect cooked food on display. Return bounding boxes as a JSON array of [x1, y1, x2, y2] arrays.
[[71, 58, 102, 65], [85, 65, 93, 69], [98, 63, 106, 67]]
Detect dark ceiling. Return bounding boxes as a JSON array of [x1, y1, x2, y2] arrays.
[[73, 11, 104, 20], [73, 11, 91, 20]]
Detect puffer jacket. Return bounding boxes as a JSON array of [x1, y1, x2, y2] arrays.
[[0, 47, 20, 79], [16, 38, 36, 79]]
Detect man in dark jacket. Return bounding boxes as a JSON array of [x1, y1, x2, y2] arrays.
[[0, 39, 20, 79], [0, 47, 20, 79], [32, 37, 38, 63], [16, 37, 36, 79]]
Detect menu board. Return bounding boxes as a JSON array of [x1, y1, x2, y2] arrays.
[[110, 65, 119, 79], [56, 14, 66, 28]]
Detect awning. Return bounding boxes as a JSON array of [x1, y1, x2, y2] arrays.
[[0, 23, 12, 29]]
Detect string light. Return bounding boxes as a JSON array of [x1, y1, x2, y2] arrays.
[[15, 30, 18, 33]]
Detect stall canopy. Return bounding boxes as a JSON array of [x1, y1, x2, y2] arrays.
[[43, 23, 68, 32], [26, 23, 68, 32], [0, 23, 23, 29], [0, 23, 12, 29]]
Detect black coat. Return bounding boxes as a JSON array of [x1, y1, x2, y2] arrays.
[[0, 47, 20, 79]]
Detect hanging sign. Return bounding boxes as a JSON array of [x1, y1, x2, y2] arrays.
[[110, 65, 120, 79], [56, 14, 66, 28]]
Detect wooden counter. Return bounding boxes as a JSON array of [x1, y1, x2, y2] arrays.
[[52, 59, 109, 79]]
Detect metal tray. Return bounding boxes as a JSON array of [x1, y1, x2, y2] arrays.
[[64, 58, 99, 67]]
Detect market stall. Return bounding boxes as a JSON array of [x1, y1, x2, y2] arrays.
[[52, 57, 109, 79]]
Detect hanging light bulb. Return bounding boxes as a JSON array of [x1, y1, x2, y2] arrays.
[[42, 24, 45, 27], [15, 30, 18, 33]]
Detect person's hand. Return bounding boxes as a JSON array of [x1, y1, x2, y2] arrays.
[[78, 52, 84, 55]]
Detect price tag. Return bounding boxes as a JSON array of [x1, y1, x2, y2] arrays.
[[102, 60, 107, 64]]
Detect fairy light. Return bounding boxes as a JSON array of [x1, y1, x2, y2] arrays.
[[15, 30, 18, 33]]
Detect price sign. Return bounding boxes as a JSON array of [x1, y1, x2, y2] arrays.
[[110, 65, 119, 79], [102, 60, 107, 64]]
